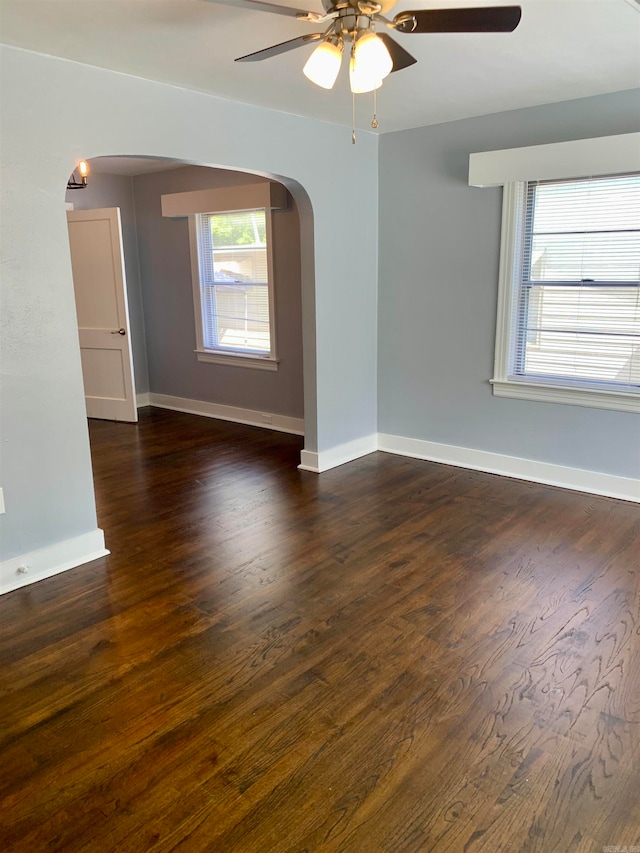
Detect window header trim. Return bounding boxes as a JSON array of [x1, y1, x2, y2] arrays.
[[162, 181, 288, 218], [469, 133, 640, 188]]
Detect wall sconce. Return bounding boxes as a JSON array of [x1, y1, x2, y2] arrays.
[[67, 160, 89, 190]]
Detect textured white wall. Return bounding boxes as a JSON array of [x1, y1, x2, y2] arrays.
[[0, 45, 378, 561]]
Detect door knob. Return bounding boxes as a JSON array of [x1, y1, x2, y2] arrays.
[[111, 328, 126, 335]]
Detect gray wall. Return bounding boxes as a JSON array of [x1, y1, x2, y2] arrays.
[[132, 166, 304, 418], [0, 44, 378, 562], [378, 89, 640, 479], [65, 170, 150, 394]]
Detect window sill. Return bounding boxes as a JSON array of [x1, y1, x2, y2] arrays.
[[491, 379, 639, 413], [195, 350, 278, 371]]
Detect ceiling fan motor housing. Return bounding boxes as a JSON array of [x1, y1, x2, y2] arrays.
[[321, 0, 399, 19]]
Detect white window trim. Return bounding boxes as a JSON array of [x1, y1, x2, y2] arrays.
[[490, 377, 639, 412], [492, 182, 639, 414], [478, 134, 640, 415], [469, 133, 640, 188], [188, 210, 278, 370], [194, 349, 279, 371]]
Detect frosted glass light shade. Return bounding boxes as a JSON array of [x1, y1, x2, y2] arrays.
[[303, 41, 343, 89], [349, 55, 383, 94], [353, 32, 392, 82], [78, 160, 89, 177]]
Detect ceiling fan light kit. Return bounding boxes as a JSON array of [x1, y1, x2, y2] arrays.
[[303, 36, 343, 87], [350, 30, 392, 87], [216, 0, 522, 137], [303, 20, 393, 93], [349, 53, 383, 94]]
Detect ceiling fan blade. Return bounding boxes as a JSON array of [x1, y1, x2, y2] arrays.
[[377, 33, 418, 72], [393, 6, 522, 34], [235, 33, 323, 61], [203, 0, 315, 19]]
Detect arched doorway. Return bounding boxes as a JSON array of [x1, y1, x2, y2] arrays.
[[66, 155, 310, 442]]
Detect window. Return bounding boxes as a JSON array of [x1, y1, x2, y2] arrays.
[[492, 173, 640, 412], [190, 208, 277, 370]]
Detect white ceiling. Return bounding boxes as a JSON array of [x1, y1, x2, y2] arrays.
[[1, 0, 639, 133]]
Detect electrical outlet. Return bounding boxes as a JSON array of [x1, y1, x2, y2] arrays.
[[261, 413, 273, 424]]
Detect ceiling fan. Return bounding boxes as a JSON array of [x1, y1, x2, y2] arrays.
[[203, 0, 521, 135]]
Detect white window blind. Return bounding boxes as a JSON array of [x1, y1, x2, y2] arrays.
[[196, 209, 272, 355], [511, 173, 640, 392]]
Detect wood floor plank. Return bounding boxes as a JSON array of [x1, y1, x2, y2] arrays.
[[1, 408, 638, 851]]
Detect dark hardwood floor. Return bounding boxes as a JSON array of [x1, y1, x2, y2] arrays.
[[1, 407, 639, 852]]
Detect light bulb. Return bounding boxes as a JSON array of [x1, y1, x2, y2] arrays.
[[353, 32, 392, 83], [303, 40, 343, 90], [78, 160, 89, 177], [349, 55, 383, 94]]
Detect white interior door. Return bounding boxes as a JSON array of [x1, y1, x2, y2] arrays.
[[67, 207, 137, 422]]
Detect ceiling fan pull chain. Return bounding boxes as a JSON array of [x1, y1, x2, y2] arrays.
[[370, 19, 380, 129], [352, 90, 356, 144]]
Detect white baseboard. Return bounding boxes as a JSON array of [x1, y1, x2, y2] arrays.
[[126, 394, 640, 502], [377, 433, 640, 503], [147, 393, 304, 436], [299, 434, 378, 473], [299, 431, 639, 501], [1, 529, 109, 595], [136, 392, 151, 408]]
